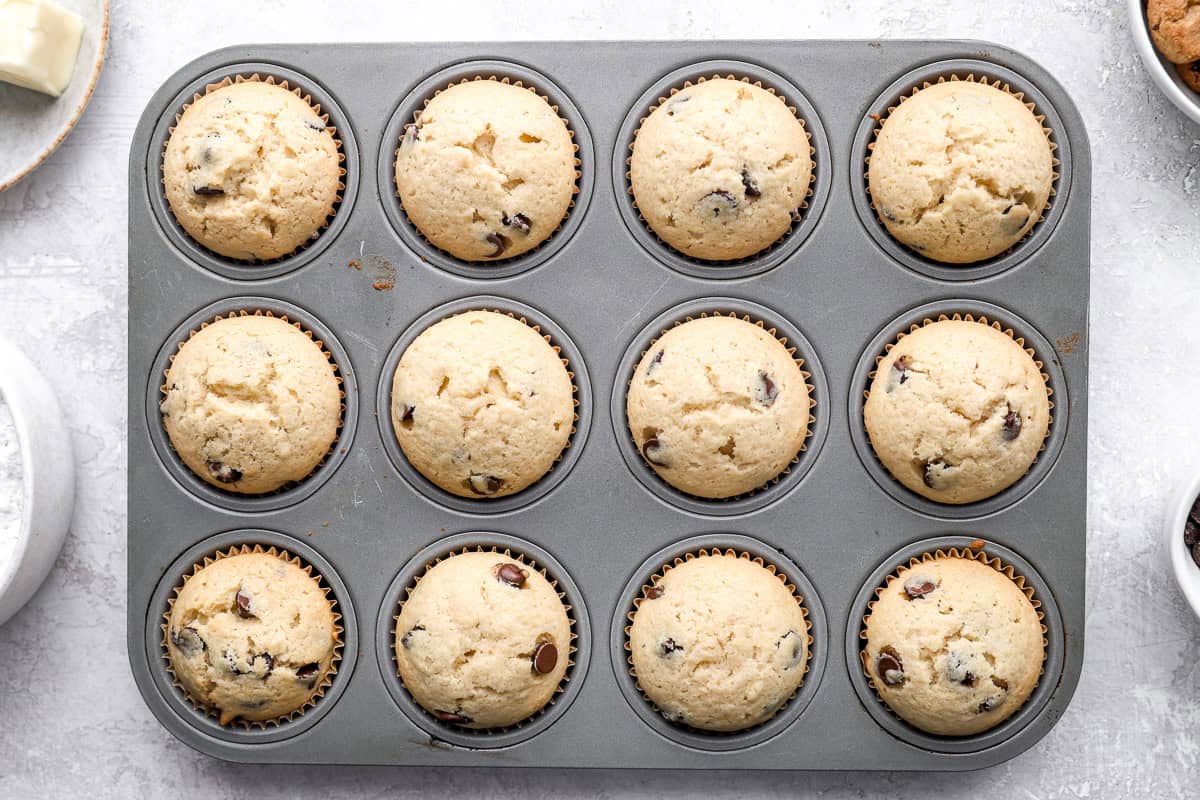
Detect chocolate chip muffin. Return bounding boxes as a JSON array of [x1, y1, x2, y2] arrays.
[[630, 77, 812, 261], [166, 550, 339, 725], [163, 79, 341, 261], [394, 550, 572, 729], [868, 80, 1053, 264], [160, 313, 341, 495], [862, 553, 1043, 736], [1149, 0, 1200, 65], [863, 319, 1050, 505], [394, 79, 576, 261], [390, 310, 574, 499], [626, 315, 809, 499], [628, 552, 808, 732]]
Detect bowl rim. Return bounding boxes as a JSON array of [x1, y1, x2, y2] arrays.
[[1167, 469, 1200, 621], [0, 374, 38, 600], [1126, 0, 1200, 126]]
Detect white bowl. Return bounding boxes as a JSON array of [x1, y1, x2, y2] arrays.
[[1127, 0, 1200, 126], [1167, 470, 1200, 621], [0, 335, 75, 627]]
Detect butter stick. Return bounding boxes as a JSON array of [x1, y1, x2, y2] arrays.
[[0, 0, 85, 97]]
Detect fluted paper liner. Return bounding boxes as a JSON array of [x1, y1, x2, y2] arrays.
[[159, 308, 346, 496], [393, 74, 581, 264], [858, 543, 1047, 734], [627, 309, 817, 500], [160, 543, 344, 729], [864, 73, 1060, 263], [390, 544, 578, 734], [161, 73, 347, 263], [626, 73, 818, 264], [623, 547, 814, 734]]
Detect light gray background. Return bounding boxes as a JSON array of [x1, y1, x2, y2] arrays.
[[1, 0, 1197, 796]]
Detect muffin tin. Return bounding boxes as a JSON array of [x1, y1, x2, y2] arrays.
[[127, 40, 1090, 770]]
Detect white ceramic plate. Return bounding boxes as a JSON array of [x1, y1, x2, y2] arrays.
[[0, 0, 109, 192], [1128, 0, 1200, 126]]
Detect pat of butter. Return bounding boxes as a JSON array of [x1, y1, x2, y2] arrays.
[[0, 0, 84, 97]]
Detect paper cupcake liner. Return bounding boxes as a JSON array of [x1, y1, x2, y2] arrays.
[[160, 73, 348, 265], [393, 305, 580, 486], [390, 544, 579, 734], [862, 312, 1055, 494], [628, 309, 817, 500], [623, 547, 814, 734], [392, 74, 582, 265], [159, 308, 347, 497], [864, 73, 1060, 263], [160, 543, 345, 729], [857, 542, 1048, 731], [625, 73, 818, 265]]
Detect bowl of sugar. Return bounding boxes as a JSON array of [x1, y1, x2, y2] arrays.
[[0, 334, 74, 626]]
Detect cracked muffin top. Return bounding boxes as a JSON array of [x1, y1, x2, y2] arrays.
[[863, 319, 1049, 505], [628, 552, 808, 732], [867, 80, 1053, 264], [166, 552, 338, 725], [160, 314, 341, 495], [390, 310, 574, 499], [630, 78, 812, 261], [394, 79, 576, 262], [626, 315, 809, 499], [394, 551, 571, 729], [163, 81, 341, 261], [863, 554, 1043, 737]]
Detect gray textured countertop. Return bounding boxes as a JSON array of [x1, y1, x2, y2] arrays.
[[1, 1, 1198, 796]]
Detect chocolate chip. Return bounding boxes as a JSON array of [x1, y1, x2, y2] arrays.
[[234, 589, 254, 619], [170, 626, 205, 654], [468, 473, 503, 496], [223, 647, 244, 674], [923, 459, 953, 489], [495, 562, 528, 588], [1188, 496, 1200, 527], [206, 460, 242, 484], [943, 652, 974, 686], [665, 94, 690, 115], [779, 630, 803, 669], [200, 147, 215, 165], [755, 371, 779, 406], [1002, 408, 1023, 441], [484, 232, 510, 257], [876, 647, 904, 686], [253, 652, 274, 678], [641, 435, 668, 467], [1193, 541, 1200, 569], [305, 119, 326, 132], [502, 213, 531, 235], [644, 585, 664, 600], [433, 710, 472, 724], [660, 708, 685, 724], [741, 168, 761, 199], [879, 207, 897, 222], [532, 641, 558, 674], [193, 185, 225, 197], [400, 625, 425, 649], [887, 355, 912, 392], [645, 349, 664, 377], [699, 190, 738, 219], [659, 638, 682, 657], [296, 662, 321, 684], [961, 671, 976, 687], [978, 696, 1001, 713], [903, 575, 938, 599], [1185, 519, 1199, 548], [400, 404, 415, 427]]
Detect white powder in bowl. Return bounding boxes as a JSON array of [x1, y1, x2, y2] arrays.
[[0, 394, 24, 575]]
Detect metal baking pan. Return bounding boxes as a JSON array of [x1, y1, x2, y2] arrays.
[[127, 39, 1089, 770]]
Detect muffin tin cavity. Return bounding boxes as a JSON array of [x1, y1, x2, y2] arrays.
[[614, 60, 830, 280], [145, 63, 359, 281], [143, 529, 358, 745], [610, 534, 827, 751], [848, 299, 1067, 520], [376, 296, 591, 515], [146, 297, 358, 514], [844, 536, 1064, 755], [379, 60, 594, 280], [375, 532, 590, 749], [852, 59, 1070, 282], [612, 297, 828, 517]]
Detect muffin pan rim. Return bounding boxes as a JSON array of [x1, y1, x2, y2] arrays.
[[144, 296, 359, 514], [850, 57, 1072, 282], [143, 60, 360, 282], [374, 530, 592, 750], [842, 534, 1065, 755], [611, 58, 833, 281], [141, 528, 359, 745]]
